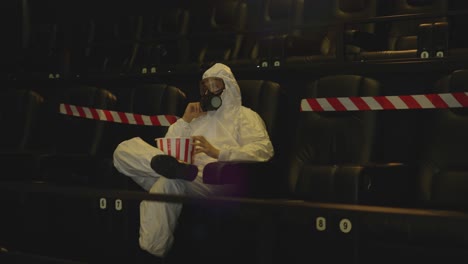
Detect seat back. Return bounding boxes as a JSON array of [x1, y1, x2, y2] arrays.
[[357, 0, 447, 60], [237, 79, 287, 174], [386, 0, 447, 51], [103, 82, 187, 189], [174, 79, 286, 262], [188, 0, 247, 68], [237, 79, 285, 146], [0, 88, 44, 151], [253, 0, 304, 67], [132, 4, 190, 73], [288, 74, 380, 201], [47, 84, 117, 156], [200, 79, 286, 196], [22, 22, 66, 80], [286, 0, 377, 64], [35, 84, 118, 184], [0, 88, 46, 181], [234, 79, 287, 197], [106, 83, 187, 151], [71, 15, 142, 77]]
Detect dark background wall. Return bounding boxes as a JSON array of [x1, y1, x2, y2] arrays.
[[3, 0, 468, 166]]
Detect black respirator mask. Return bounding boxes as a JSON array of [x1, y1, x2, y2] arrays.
[[199, 77, 225, 112]]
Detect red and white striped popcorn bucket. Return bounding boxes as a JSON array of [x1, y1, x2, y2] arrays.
[[155, 137, 194, 164]]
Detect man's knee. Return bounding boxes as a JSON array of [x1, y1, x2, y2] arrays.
[[149, 177, 185, 194]]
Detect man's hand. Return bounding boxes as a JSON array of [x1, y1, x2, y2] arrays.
[[182, 102, 206, 123], [192, 135, 220, 159]]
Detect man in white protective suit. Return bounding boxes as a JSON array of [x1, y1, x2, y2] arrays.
[[113, 62, 274, 260]]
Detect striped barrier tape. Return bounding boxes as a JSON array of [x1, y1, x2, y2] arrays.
[[301, 92, 468, 112], [59, 103, 179, 126]]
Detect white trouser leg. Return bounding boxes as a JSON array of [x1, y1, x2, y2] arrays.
[[139, 177, 185, 257], [139, 176, 235, 257], [113, 137, 164, 191]]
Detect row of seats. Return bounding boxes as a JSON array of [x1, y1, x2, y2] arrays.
[[5, 0, 468, 80], [1, 69, 467, 206], [0, 81, 189, 262], [0, 78, 284, 262], [1, 69, 467, 263], [0, 82, 187, 187]]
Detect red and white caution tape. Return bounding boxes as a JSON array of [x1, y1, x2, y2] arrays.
[[301, 92, 468, 112], [59, 103, 178, 126]]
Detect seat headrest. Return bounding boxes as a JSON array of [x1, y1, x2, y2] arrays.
[[338, 0, 366, 13], [406, 0, 436, 7]]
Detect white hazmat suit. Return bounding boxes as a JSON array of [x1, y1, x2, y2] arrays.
[[113, 63, 274, 257]]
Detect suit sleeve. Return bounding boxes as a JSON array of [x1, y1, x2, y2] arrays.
[[217, 109, 274, 162], [165, 118, 192, 138]]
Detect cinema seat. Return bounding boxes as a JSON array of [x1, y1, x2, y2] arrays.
[[353, 0, 447, 61], [0, 88, 45, 180], [104, 82, 188, 190], [131, 3, 190, 74], [285, 0, 377, 66], [359, 69, 468, 264], [250, 0, 303, 68], [37, 84, 118, 185], [270, 74, 384, 263], [70, 16, 142, 78], [286, 75, 380, 203], [416, 69, 468, 210], [81, 82, 188, 262], [202, 79, 286, 198], [0, 88, 46, 253], [0, 84, 118, 261], [171, 79, 286, 264], [187, 0, 247, 69]]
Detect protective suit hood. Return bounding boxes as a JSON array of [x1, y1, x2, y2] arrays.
[[202, 63, 242, 115]]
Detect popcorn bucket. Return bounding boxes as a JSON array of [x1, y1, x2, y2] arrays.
[[155, 137, 194, 164]]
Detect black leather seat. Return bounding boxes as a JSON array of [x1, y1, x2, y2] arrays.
[[359, 69, 468, 264], [69, 82, 187, 262], [272, 74, 381, 263], [37, 84, 118, 185], [0, 84, 118, 260], [104, 82, 188, 189], [20, 22, 66, 80], [353, 0, 448, 61], [131, 3, 190, 74], [202, 79, 286, 198], [70, 16, 142, 78], [0, 88, 44, 153], [416, 69, 468, 210], [285, 0, 377, 66], [247, 0, 303, 69], [285, 74, 419, 207], [286, 74, 380, 203], [187, 0, 248, 70], [0, 88, 51, 181], [0, 88, 46, 255], [172, 79, 286, 263]]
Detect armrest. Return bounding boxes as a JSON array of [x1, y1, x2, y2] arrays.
[[294, 163, 415, 206], [295, 164, 363, 203], [39, 153, 113, 186], [360, 163, 417, 207], [285, 34, 324, 56], [202, 160, 278, 197], [345, 29, 386, 51]]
